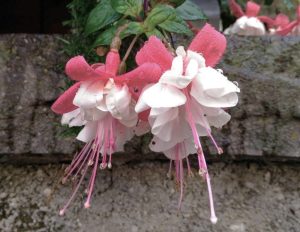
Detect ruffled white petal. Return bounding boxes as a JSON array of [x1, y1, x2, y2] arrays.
[[106, 85, 138, 127], [135, 84, 153, 113], [138, 83, 186, 108], [163, 138, 196, 160], [61, 108, 86, 127], [114, 122, 135, 152], [171, 56, 183, 76], [187, 50, 206, 68], [191, 67, 240, 108], [160, 56, 197, 89], [176, 46, 186, 57], [76, 121, 98, 143], [228, 16, 265, 36], [73, 80, 104, 109], [81, 108, 108, 121]]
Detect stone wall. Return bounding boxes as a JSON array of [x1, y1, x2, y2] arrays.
[[0, 34, 299, 163]]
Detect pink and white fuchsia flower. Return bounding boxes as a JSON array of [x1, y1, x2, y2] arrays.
[[225, 0, 266, 36], [52, 49, 162, 215], [260, 5, 300, 36], [135, 24, 240, 223]]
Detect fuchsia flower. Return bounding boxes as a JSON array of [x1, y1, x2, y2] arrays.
[[260, 5, 300, 35], [135, 24, 240, 223], [52, 49, 162, 215], [225, 0, 266, 35]]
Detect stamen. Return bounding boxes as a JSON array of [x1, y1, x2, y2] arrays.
[[167, 160, 172, 178], [186, 157, 193, 177], [178, 158, 184, 210], [59, 164, 89, 216], [184, 90, 218, 224]]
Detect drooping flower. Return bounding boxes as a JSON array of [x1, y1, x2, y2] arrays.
[[225, 0, 266, 36], [135, 24, 240, 223], [280, 5, 300, 36], [52, 49, 162, 215], [259, 13, 290, 35]]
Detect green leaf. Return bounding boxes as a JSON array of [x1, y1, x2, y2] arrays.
[[111, 0, 143, 17], [150, 0, 185, 8], [144, 5, 173, 31], [144, 4, 192, 35], [122, 22, 144, 36], [93, 22, 143, 47], [93, 26, 117, 47], [145, 29, 164, 39], [159, 17, 192, 36], [85, 1, 121, 35], [176, 0, 207, 21]]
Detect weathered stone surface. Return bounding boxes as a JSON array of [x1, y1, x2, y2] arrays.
[[219, 36, 300, 159], [0, 162, 299, 231], [0, 34, 299, 163]]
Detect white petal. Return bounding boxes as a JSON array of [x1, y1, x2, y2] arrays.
[[76, 121, 98, 143], [171, 56, 183, 76], [150, 107, 170, 116], [150, 107, 191, 143], [61, 108, 85, 127], [187, 50, 206, 68], [106, 85, 131, 119], [207, 109, 231, 128], [191, 67, 240, 108], [81, 108, 108, 121], [163, 139, 196, 160], [245, 17, 265, 36], [150, 108, 179, 141], [231, 16, 265, 36], [73, 80, 104, 109], [176, 46, 186, 57], [114, 122, 134, 152], [149, 136, 179, 152], [96, 98, 108, 111], [185, 58, 199, 78], [141, 83, 186, 108], [135, 84, 153, 113]]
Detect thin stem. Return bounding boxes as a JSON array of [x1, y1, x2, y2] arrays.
[[122, 34, 139, 64]]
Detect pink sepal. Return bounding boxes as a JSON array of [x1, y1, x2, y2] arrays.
[[229, 0, 245, 18], [245, 1, 261, 17], [65, 56, 112, 82], [105, 51, 121, 76], [51, 82, 81, 114], [188, 24, 226, 68], [136, 36, 173, 72]]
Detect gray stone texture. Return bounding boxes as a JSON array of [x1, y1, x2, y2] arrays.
[[0, 34, 299, 163], [0, 162, 299, 232]]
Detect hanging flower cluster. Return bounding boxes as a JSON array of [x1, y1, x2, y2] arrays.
[[52, 24, 240, 223], [225, 0, 300, 36]]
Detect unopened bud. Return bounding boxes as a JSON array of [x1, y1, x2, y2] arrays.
[[96, 46, 108, 56]]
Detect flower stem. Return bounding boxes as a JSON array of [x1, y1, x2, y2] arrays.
[[122, 34, 139, 64]]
